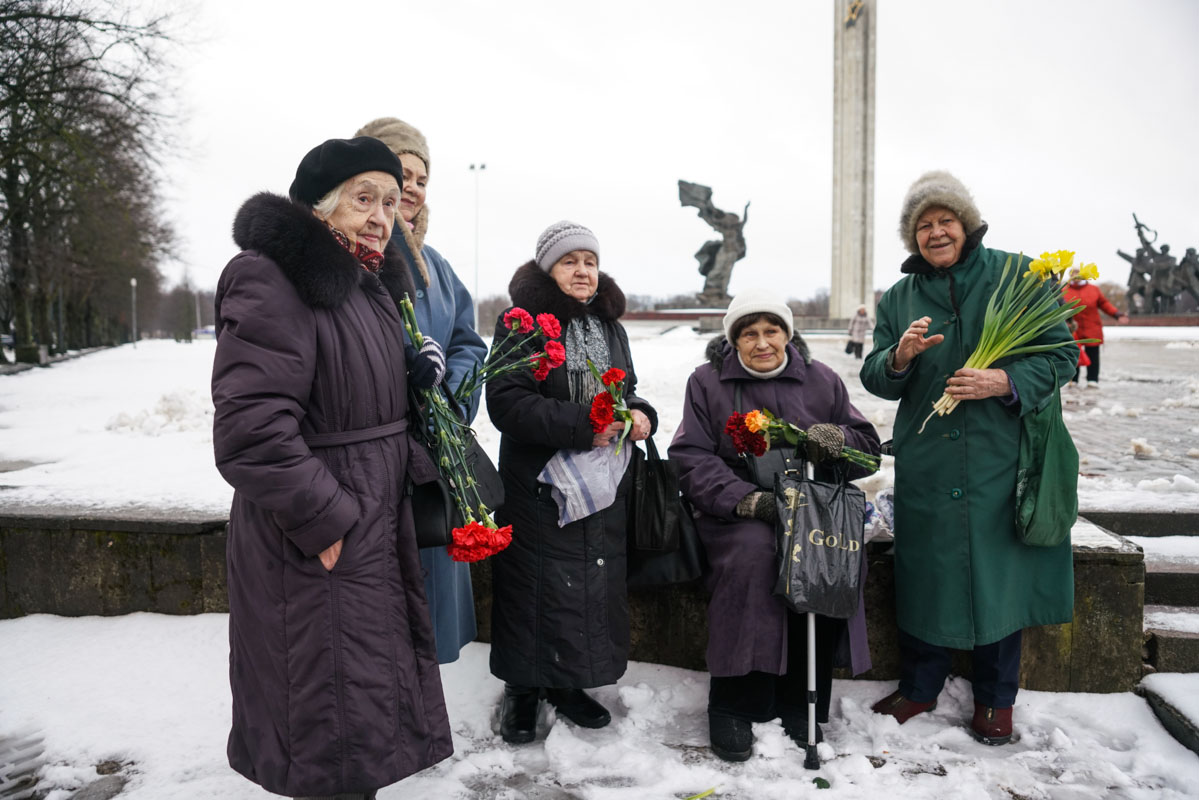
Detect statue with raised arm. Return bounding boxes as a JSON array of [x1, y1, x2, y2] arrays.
[[679, 180, 750, 306]]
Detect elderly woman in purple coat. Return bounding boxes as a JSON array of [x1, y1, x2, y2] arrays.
[[668, 290, 881, 762], [212, 137, 452, 799]]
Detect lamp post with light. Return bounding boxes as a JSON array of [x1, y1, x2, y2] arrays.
[[469, 163, 486, 331]]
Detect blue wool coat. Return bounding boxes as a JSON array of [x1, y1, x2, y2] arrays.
[[406, 242, 488, 664]]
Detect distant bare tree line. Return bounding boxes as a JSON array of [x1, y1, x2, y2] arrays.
[[0, 0, 189, 363]]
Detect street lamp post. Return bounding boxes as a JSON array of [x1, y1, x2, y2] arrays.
[[469, 163, 486, 332], [130, 277, 138, 348]]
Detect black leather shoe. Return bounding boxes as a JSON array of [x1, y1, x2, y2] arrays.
[[544, 688, 611, 728], [500, 684, 540, 744], [709, 713, 753, 762]]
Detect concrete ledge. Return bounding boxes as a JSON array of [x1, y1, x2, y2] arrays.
[[1145, 563, 1199, 606], [1, 513, 1145, 692], [1080, 511, 1198, 538], [1139, 685, 1199, 758], [1147, 629, 1199, 673]]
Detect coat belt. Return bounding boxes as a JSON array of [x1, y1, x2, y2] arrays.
[[302, 418, 410, 448]]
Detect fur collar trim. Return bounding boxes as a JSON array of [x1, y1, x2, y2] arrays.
[[900, 222, 989, 275], [705, 333, 811, 371], [232, 192, 415, 310], [392, 205, 431, 286], [507, 260, 626, 323]]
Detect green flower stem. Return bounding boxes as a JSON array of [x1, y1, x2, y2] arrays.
[[764, 420, 880, 473]]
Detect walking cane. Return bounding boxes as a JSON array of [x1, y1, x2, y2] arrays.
[[803, 458, 820, 771]]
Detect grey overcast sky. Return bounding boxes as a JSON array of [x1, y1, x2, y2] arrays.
[[161, 0, 1199, 304]]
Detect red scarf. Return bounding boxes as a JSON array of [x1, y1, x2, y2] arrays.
[[328, 227, 384, 273]]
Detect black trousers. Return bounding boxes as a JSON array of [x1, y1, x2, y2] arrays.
[[1075, 344, 1100, 382], [709, 612, 840, 724], [850, 342, 864, 359], [897, 628, 1022, 708]]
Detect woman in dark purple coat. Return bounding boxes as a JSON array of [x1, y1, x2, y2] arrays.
[[211, 137, 452, 799], [668, 290, 881, 763]]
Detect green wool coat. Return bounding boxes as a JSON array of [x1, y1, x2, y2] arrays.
[[861, 238, 1076, 649]]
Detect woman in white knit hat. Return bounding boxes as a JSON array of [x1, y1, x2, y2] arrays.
[[861, 171, 1076, 746], [668, 290, 880, 762], [485, 221, 656, 744]]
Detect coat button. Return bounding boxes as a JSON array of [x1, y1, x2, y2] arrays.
[[415, 289, 425, 299], [951, 488, 963, 499], [949, 429, 960, 440], [948, 314, 957, 323], [597, 558, 605, 567]]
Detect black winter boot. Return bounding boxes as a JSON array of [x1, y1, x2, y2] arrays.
[[545, 688, 611, 728], [709, 713, 754, 762], [500, 684, 540, 744]]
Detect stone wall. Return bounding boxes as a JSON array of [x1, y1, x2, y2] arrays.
[[0, 513, 1145, 692]]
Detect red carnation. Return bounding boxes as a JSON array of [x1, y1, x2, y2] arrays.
[[532, 357, 551, 381], [590, 392, 616, 432], [601, 367, 626, 387], [536, 313, 562, 339], [725, 412, 768, 456], [544, 340, 566, 368], [448, 521, 513, 563], [504, 307, 535, 334]]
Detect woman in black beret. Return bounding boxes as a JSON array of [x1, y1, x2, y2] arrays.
[[211, 137, 452, 799]]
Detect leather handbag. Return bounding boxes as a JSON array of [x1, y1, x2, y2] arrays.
[[625, 438, 708, 589], [406, 386, 504, 549], [1015, 363, 1078, 547]]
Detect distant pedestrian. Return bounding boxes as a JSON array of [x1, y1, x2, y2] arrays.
[[846, 305, 873, 359], [212, 137, 452, 799], [1063, 272, 1129, 387]]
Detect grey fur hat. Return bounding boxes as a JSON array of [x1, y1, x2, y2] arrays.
[[898, 170, 983, 255], [535, 221, 600, 272], [355, 117, 430, 175]]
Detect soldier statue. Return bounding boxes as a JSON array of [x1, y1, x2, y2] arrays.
[[679, 180, 749, 306]]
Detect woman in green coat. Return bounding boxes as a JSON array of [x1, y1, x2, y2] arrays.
[[860, 171, 1076, 746]]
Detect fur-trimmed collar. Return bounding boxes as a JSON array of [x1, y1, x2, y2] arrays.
[[232, 192, 415, 310], [392, 205, 431, 286], [900, 222, 989, 275], [705, 333, 812, 371], [507, 260, 626, 323]]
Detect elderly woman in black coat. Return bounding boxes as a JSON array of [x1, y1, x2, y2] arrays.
[[486, 221, 657, 744], [212, 137, 452, 799]]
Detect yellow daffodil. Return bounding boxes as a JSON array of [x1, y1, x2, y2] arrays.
[[1078, 262, 1100, 281], [744, 409, 769, 434]]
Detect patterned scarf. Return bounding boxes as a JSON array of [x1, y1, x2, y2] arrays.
[[563, 315, 610, 403], [327, 226, 384, 273]]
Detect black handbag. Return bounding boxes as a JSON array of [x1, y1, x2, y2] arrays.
[[771, 470, 866, 619], [406, 387, 504, 549], [625, 438, 707, 589]]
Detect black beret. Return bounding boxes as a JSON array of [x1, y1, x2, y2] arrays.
[[288, 136, 405, 206]]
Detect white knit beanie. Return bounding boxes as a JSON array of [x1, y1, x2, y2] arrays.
[[535, 221, 600, 272], [897, 170, 983, 255], [722, 289, 795, 341]]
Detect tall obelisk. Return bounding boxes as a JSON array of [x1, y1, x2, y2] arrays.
[[830, 0, 876, 318]]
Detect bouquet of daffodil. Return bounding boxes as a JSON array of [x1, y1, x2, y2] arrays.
[[725, 408, 881, 473], [400, 296, 565, 561], [918, 250, 1099, 434]]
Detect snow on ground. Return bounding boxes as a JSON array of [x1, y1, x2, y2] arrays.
[[1128, 536, 1199, 566], [1144, 606, 1199, 635], [1, 614, 1197, 800], [2, 325, 1197, 515]]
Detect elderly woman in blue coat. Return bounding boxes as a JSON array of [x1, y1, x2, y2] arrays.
[[669, 291, 880, 762], [357, 117, 488, 665]]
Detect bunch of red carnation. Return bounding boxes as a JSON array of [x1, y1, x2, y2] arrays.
[[725, 412, 769, 456], [588, 365, 633, 453], [448, 520, 514, 563]]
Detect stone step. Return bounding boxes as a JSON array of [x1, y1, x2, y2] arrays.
[[1144, 605, 1199, 673], [1138, 674, 1199, 759], [1144, 562, 1199, 606], [1083, 511, 1199, 538]]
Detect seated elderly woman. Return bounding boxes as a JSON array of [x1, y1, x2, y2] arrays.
[[669, 290, 880, 763], [485, 221, 656, 745], [211, 136, 451, 800]]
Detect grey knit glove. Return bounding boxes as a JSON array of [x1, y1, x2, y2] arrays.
[[735, 491, 777, 523], [804, 423, 845, 463]]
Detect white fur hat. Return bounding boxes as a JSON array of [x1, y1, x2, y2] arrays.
[[898, 170, 983, 255], [722, 289, 795, 342]]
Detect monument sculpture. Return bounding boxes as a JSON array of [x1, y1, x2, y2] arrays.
[[679, 180, 749, 306], [1117, 214, 1199, 314]]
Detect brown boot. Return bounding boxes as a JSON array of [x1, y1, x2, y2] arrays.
[[870, 690, 937, 724], [970, 702, 1012, 745]]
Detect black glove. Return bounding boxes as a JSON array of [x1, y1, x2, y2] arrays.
[[406, 337, 446, 390], [735, 491, 777, 524], [804, 423, 845, 464]]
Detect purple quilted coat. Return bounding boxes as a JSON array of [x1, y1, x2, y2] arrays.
[[212, 193, 451, 797]]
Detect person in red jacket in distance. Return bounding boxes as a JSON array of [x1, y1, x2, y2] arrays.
[[1062, 271, 1129, 387]]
